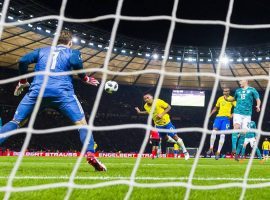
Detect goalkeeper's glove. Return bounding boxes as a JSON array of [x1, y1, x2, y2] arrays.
[[83, 76, 100, 86], [14, 79, 30, 96]]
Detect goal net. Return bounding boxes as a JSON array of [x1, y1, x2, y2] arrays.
[[0, 0, 270, 199]]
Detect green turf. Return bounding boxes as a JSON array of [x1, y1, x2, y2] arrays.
[[0, 157, 269, 199]]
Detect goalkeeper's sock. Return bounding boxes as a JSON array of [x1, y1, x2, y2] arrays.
[[167, 136, 176, 144], [176, 138, 187, 153], [0, 121, 19, 145], [236, 134, 245, 155], [256, 148, 262, 160], [210, 130, 217, 149], [232, 132, 238, 152], [217, 134, 225, 153], [79, 128, 95, 153]]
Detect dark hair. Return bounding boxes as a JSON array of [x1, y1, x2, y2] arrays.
[[143, 93, 153, 97], [57, 30, 73, 45]]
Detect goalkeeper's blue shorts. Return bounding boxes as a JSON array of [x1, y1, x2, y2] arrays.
[[156, 122, 176, 138], [213, 116, 230, 130], [14, 93, 85, 123]]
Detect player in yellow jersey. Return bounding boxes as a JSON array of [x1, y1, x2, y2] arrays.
[[135, 93, 189, 160], [207, 88, 236, 160], [174, 144, 180, 158], [262, 138, 270, 161]]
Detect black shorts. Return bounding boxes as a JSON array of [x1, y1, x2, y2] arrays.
[[151, 139, 160, 146]]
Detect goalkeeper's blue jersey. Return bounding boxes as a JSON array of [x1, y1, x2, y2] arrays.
[[19, 45, 83, 97], [233, 87, 260, 116]]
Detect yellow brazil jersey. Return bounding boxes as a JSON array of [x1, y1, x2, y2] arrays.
[[94, 143, 98, 150], [144, 99, 170, 126], [216, 95, 236, 117], [174, 144, 180, 150], [262, 141, 270, 150]]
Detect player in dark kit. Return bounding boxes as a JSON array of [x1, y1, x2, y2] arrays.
[[149, 129, 160, 159]]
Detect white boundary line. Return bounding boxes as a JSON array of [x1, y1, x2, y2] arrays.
[[0, 176, 269, 182], [0, 180, 270, 193]]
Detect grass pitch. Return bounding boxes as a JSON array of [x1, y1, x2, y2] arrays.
[[0, 157, 269, 200]]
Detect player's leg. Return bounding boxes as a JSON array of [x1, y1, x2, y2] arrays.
[[256, 148, 262, 160], [168, 123, 189, 160], [207, 117, 220, 155], [157, 122, 189, 160], [262, 150, 266, 160], [172, 134, 189, 160], [0, 94, 34, 145], [207, 129, 217, 156], [265, 150, 269, 160], [215, 134, 225, 160], [231, 132, 238, 154], [157, 139, 162, 157], [250, 138, 262, 160], [232, 114, 242, 154], [151, 139, 159, 159], [58, 95, 106, 171], [240, 139, 248, 160], [236, 134, 245, 156], [153, 145, 158, 158], [215, 118, 229, 160], [166, 135, 177, 144]]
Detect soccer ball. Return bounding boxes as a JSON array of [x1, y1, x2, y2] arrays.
[[104, 80, 118, 94]]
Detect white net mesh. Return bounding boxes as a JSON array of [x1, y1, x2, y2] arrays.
[[0, 0, 270, 199]]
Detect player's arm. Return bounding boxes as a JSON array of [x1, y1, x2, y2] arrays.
[[251, 88, 261, 112], [255, 98, 261, 112], [224, 96, 235, 102], [210, 106, 219, 117], [210, 98, 220, 117], [135, 107, 148, 114], [70, 50, 99, 86], [14, 49, 40, 96]]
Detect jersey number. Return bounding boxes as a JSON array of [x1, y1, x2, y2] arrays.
[[240, 94, 246, 99], [50, 52, 59, 70]]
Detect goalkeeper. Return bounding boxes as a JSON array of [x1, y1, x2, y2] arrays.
[[135, 94, 189, 160], [0, 30, 106, 171]]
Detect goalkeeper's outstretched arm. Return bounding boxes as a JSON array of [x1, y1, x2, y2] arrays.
[[14, 49, 40, 96], [70, 50, 99, 86]]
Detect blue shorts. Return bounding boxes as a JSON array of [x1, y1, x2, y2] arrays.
[[14, 93, 85, 123], [213, 116, 230, 130], [263, 150, 269, 155], [156, 122, 176, 138]]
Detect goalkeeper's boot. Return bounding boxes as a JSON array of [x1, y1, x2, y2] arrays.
[[206, 149, 214, 156], [215, 152, 220, 160], [184, 152, 190, 160], [87, 153, 107, 171]]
